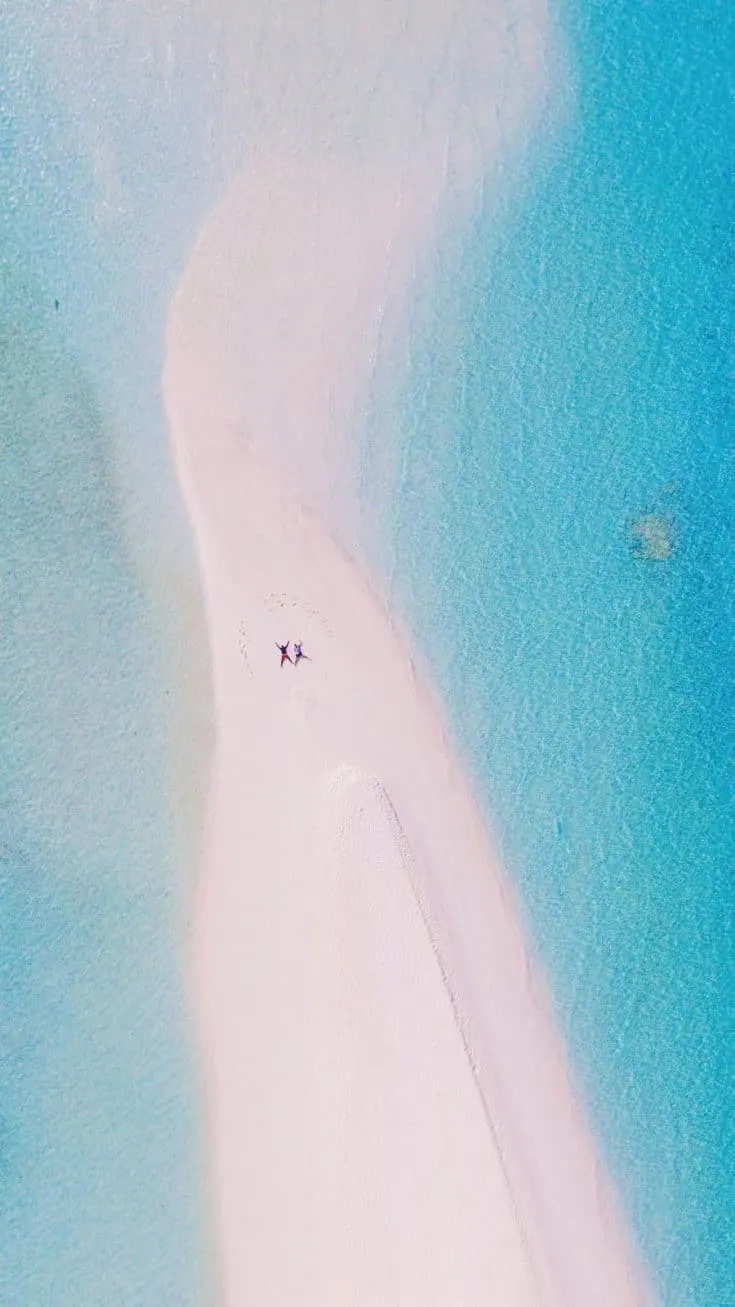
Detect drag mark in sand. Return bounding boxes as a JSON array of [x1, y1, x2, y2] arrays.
[[326, 762, 544, 1301]]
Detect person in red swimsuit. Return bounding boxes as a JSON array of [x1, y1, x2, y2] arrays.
[[276, 641, 293, 667]]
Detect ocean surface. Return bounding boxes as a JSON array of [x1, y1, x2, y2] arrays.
[[385, 4, 734, 1306], [0, 267, 216, 1303], [1, 2, 732, 1306], [0, 7, 217, 1304]]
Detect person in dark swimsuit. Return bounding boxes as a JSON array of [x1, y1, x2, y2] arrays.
[[294, 641, 310, 665], [276, 641, 293, 667]]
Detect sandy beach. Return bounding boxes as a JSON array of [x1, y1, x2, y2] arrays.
[[163, 295, 652, 1303]]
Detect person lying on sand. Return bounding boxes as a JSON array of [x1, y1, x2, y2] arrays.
[[276, 642, 293, 667], [294, 641, 310, 665]]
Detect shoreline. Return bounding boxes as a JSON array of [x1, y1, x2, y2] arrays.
[[163, 334, 653, 1303]]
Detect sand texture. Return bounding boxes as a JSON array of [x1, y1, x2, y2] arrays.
[[163, 311, 651, 1304]]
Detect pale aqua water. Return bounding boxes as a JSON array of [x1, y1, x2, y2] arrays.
[[0, 270, 216, 1303], [1, 13, 218, 1304], [387, 4, 734, 1305]]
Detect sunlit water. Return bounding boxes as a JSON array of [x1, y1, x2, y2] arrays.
[[1, 9, 216, 1301], [384, 4, 734, 1305], [0, 269, 215, 1304]]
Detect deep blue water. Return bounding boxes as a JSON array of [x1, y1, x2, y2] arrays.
[[388, 3, 734, 1304]]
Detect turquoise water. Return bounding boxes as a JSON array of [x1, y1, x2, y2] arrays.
[[0, 269, 216, 1304], [0, 13, 217, 1302], [388, 3, 734, 1305]]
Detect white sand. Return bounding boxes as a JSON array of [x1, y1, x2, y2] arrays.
[[159, 12, 647, 1291], [163, 340, 652, 1305]]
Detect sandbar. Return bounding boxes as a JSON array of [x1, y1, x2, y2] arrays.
[[163, 326, 652, 1304]]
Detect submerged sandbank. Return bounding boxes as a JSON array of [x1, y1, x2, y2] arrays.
[[163, 319, 652, 1303]]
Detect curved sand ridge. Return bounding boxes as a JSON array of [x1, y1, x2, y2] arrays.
[[163, 334, 652, 1303]]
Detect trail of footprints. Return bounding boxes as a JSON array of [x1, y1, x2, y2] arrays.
[[265, 591, 334, 637], [237, 594, 332, 672], [237, 621, 253, 675]]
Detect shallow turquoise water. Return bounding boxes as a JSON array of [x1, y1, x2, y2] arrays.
[[0, 270, 216, 1305], [387, 3, 734, 1304], [1, 21, 217, 1299]]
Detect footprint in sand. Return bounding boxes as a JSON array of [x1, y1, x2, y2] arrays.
[[237, 622, 253, 675], [266, 591, 334, 636]]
